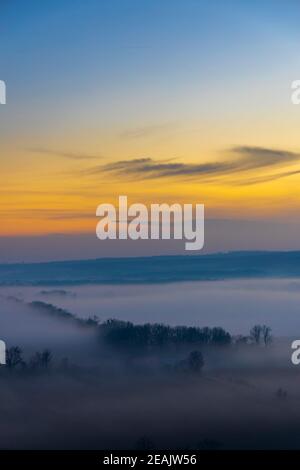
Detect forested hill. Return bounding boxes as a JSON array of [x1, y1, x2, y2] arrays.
[[0, 251, 300, 286]]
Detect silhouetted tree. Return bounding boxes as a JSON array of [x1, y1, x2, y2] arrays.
[[176, 350, 204, 374], [100, 319, 232, 351], [262, 325, 272, 346], [29, 349, 52, 370], [41, 349, 52, 368], [211, 327, 231, 346], [187, 350, 204, 373], [250, 325, 262, 345], [85, 315, 100, 327], [6, 346, 25, 370]]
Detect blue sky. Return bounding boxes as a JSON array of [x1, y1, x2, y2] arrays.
[[2, 0, 299, 116]]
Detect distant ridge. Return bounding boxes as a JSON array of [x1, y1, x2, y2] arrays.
[[0, 251, 299, 286]]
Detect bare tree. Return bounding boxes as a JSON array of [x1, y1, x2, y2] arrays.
[[41, 349, 52, 368], [262, 325, 272, 346], [250, 325, 262, 345], [29, 349, 52, 370], [6, 346, 24, 370]]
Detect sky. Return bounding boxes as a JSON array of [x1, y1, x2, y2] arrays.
[[1, 0, 300, 260]]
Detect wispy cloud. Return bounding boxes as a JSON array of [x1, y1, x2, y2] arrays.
[[120, 123, 177, 139], [28, 148, 102, 160], [231, 168, 300, 186], [79, 146, 300, 185]]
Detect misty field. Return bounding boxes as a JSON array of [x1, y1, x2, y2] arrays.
[[0, 278, 299, 449]]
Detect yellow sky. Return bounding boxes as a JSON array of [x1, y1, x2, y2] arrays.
[[1, 107, 300, 236]]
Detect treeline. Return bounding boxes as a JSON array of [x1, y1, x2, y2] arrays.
[[99, 319, 232, 350], [0, 346, 53, 373], [235, 324, 272, 346], [0, 322, 273, 376], [30, 301, 99, 327], [29, 302, 272, 350], [98, 320, 273, 351]]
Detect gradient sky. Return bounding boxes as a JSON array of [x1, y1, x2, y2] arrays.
[[1, 0, 300, 258]]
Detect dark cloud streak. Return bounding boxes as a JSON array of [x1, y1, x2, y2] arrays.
[[81, 146, 300, 185]]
